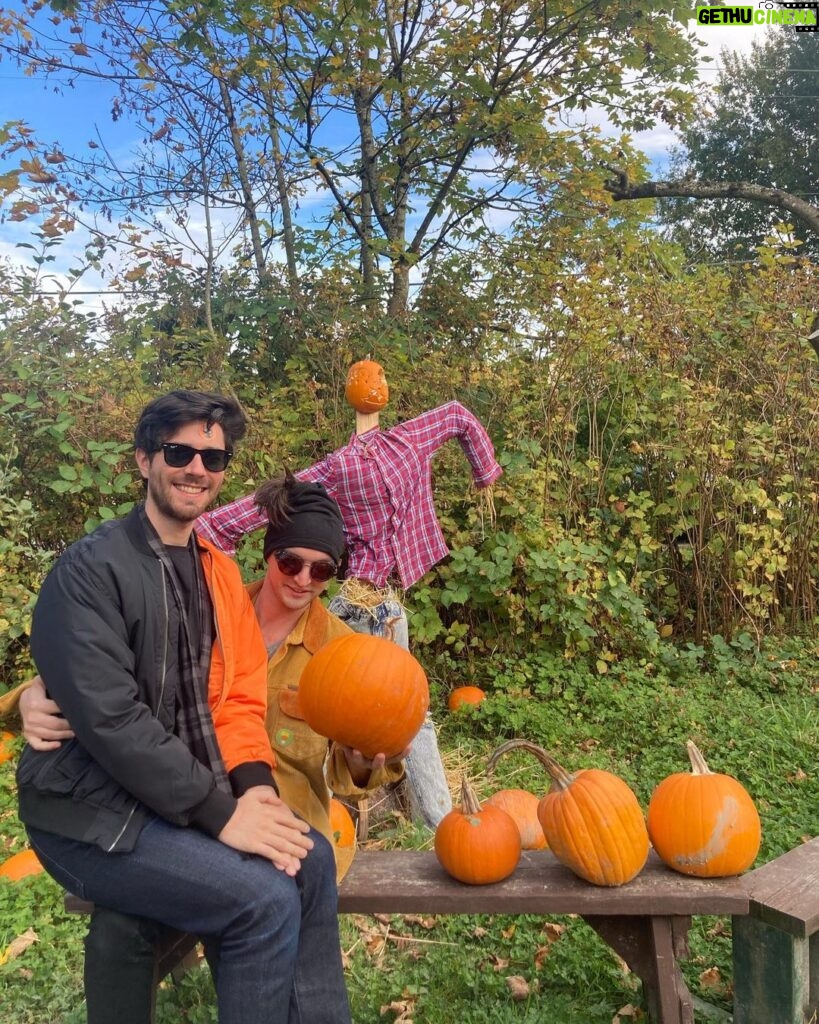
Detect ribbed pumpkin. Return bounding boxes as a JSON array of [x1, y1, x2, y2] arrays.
[[447, 685, 486, 712], [345, 359, 390, 413], [329, 797, 356, 882], [485, 741, 548, 850], [500, 740, 648, 886], [434, 776, 521, 885], [298, 633, 429, 759], [647, 740, 761, 878], [0, 848, 44, 882]]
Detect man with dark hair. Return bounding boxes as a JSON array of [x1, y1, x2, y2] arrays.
[[15, 390, 352, 1024]]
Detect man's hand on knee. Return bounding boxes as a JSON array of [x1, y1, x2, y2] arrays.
[[218, 787, 314, 876]]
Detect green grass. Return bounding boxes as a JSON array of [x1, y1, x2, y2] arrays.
[[1, 637, 817, 1022]]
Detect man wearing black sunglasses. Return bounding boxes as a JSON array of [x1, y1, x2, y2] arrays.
[[13, 390, 352, 1024]]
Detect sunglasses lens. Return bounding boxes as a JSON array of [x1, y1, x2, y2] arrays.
[[275, 553, 303, 577], [201, 450, 231, 472], [162, 444, 194, 468], [275, 551, 336, 582]]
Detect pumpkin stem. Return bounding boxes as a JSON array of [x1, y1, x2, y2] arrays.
[[459, 774, 483, 815], [486, 739, 575, 791], [686, 740, 714, 776]]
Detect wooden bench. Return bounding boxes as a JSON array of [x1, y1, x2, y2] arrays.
[[732, 836, 819, 1024], [67, 848, 750, 1024]]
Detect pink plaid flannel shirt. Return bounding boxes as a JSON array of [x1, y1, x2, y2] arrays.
[[196, 402, 502, 589]]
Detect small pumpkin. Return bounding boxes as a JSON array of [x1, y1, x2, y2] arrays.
[[0, 848, 44, 882], [447, 686, 486, 712], [647, 740, 761, 878], [434, 775, 521, 885], [485, 741, 548, 850], [299, 633, 429, 759], [485, 789, 547, 850], [500, 740, 649, 886], [329, 797, 356, 882], [0, 731, 17, 765], [345, 359, 390, 414]]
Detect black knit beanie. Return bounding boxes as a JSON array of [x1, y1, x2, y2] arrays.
[[258, 475, 345, 564]]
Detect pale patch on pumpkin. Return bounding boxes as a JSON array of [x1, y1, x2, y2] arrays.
[[670, 796, 740, 867]]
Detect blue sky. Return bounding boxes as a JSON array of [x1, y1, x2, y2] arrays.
[[0, 6, 771, 311]]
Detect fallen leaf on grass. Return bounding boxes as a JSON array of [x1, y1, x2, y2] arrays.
[[698, 967, 723, 991], [0, 929, 38, 966], [612, 1004, 645, 1022], [506, 975, 529, 1001], [380, 997, 415, 1021]]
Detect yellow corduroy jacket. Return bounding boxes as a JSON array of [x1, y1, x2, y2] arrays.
[[246, 583, 404, 878]]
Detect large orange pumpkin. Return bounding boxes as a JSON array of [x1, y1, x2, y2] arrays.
[[485, 741, 548, 850], [0, 848, 44, 882], [501, 740, 648, 886], [345, 359, 390, 414], [434, 776, 521, 885], [329, 797, 356, 882], [298, 633, 429, 759], [447, 686, 486, 712], [647, 740, 761, 878]]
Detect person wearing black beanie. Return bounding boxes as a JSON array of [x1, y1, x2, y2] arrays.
[[257, 472, 345, 566]]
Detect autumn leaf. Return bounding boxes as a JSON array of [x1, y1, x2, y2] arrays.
[[612, 1004, 645, 1022], [506, 975, 529, 1001], [0, 928, 38, 966], [698, 966, 723, 991]]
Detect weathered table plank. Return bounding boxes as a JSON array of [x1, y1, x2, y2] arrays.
[[732, 837, 819, 1024], [337, 849, 749, 916]]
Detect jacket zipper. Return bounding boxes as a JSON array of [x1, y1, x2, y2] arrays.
[[107, 558, 169, 852]]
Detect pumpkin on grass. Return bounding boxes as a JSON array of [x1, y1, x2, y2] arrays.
[[447, 686, 486, 712], [485, 741, 548, 850], [0, 848, 44, 882], [0, 730, 16, 765], [500, 740, 649, 886], [647, 740, 761, 878], [345, 359, 389, 413], [434, 775, 521, 885], [299, 633, 429, 759]]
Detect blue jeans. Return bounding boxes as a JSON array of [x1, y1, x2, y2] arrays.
[[28, 817, 351, 1024], [327, 595, 453, 828]]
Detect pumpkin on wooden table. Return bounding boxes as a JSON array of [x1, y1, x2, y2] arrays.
[[345, 359, 390, 414], [298, 632, 429, 760], [434, 775, 521, 885], [647, 740, 761, 878], [447, 686, 486, 712], [0, 848, 44, 882], [485, 740, 548, 850], [499, 740, 649, 886]]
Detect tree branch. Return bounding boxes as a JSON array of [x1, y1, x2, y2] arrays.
[[603, 167, 819, 238]]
